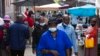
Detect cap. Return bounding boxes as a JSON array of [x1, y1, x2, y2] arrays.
[[4, 15, 10, 21]]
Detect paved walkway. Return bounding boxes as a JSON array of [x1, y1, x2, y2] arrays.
[[25, 45, 36, 56], [24, 47, 84, 56]]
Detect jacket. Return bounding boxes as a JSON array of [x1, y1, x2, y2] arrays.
[[0, 26, 4, 42], [7, 22, 29, 50], [32, 24, 48, 50], [24, 17, 35, 27]]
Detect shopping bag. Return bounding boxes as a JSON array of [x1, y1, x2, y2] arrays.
[[85, 37, 94, 48]]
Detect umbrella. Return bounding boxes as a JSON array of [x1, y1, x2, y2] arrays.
[[12, 0, 54, 6], [35, 3, 70, 10], [67, 4, 96, 16]]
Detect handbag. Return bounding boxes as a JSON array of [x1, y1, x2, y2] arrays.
[[85, 37, 94, 48]]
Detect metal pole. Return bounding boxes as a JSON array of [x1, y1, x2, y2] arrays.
[[76, 0, 78, 6], [97, 8, 100, 56], [33, 0, 36, 18]]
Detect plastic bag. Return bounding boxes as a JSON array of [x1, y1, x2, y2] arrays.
[[85, 37, 94, 48]]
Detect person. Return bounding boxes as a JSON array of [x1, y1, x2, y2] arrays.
[[3, 15, 12, 29], [56, 14, 63, 24], [71, 15, 78, 29], [0, 17, 4, 56], [38, 18, 72, 56], [6, 15, 30, 56], [24, 10, 35, 44], [24, 10, 35, 28], [32, 17, 48, 55], [24, 8, 29, 18], [3, 15, 12, 56], [76, 18, 85, 56], [40, 12, 48, 25], [57, 14, 78, 56], [76, 18, 84, 46], [84, 17, 98, 56]]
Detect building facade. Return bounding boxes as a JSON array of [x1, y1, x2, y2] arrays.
[[0, 0, 5, 17], [5, 0, 15, 19]]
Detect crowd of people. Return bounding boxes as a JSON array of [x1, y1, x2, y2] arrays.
[[0, 8, 98, 56]]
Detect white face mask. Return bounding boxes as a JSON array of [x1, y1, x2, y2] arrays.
[[40, 23, 46, 26], [49, 27, 57, 32]]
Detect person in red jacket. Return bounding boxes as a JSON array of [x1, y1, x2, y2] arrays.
[[85, 17, 98, 56], [24, 10, 35, 28], [24, 10, 35, 44]]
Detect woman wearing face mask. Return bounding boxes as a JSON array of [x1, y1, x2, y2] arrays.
[[84, 17, 98, 56], [38, 18, 72, 56], [32, 17, 48, 55]]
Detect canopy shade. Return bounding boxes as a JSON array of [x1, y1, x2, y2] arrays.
[[67, 4, 96, 16], [12, 0, 54, 6], [34, 3, 70, 10]]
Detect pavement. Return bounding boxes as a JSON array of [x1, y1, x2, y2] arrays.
[[24, 45, 84, 56], [25, 45, 36, 56]]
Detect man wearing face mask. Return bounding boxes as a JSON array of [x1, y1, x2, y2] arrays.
[[84, 17, 97, 56], [32, 17, 48, 55], [38, 18, 72, 56], [57, 14, 78, 56]]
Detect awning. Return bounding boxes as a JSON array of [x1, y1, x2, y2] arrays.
[[67, 4, 96, 16], [12, 0, 54, 6], [34, 3, 70, 11]]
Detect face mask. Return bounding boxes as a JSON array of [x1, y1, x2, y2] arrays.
[[49, 27, 57, 32], [40, 23, 46, 26]]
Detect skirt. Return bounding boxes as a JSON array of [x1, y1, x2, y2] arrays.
[[85, 46, 97, 56]]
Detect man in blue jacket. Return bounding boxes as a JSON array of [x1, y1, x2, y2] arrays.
[[7, 15, 30, 56], [57, 14, 78, 56], [38, 18, 72, 56]]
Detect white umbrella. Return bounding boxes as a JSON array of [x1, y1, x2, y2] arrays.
[[35, 3, 70, 10]]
